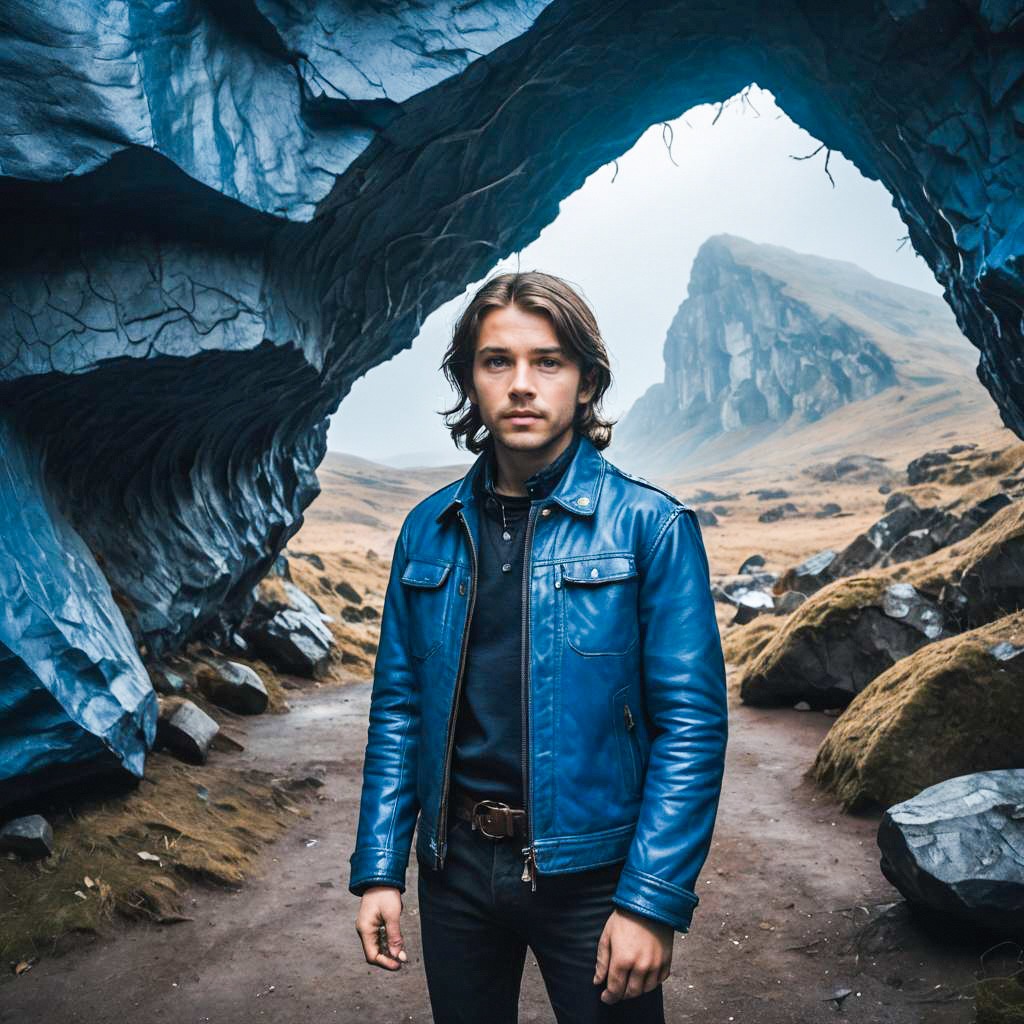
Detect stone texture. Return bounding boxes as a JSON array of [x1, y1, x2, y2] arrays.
[[877, 768, 1024, 936]]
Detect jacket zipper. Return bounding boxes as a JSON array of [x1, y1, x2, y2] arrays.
[[436, 506, 478, 869], [520, 503, 540, 891], [623, 701, 639, 789]]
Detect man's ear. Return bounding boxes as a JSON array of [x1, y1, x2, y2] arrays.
[[578, 367, 597, 405]]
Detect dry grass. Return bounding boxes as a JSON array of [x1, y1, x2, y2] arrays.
[[0, 751, 312, 963], [808, 610, 1024, 812]]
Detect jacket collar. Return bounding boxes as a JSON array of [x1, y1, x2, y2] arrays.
[[435, 431, 606, 524]]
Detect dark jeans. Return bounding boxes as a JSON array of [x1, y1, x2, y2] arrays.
[[415, 816, 666, 1024]]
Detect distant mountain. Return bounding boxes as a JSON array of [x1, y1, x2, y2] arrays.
[[613, 234, 990, 476]]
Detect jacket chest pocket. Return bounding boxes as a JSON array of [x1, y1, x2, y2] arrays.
[[558, 554, 639, 656], [400, 558, 455, 660]]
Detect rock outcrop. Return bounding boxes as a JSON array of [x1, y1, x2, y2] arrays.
[[616, 233, 992, 472], [2, 1, 1024, 803]]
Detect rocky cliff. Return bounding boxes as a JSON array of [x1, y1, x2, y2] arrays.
[[616, 235, 990, 473]]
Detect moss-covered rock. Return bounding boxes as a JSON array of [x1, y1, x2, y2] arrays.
[[809, 610, 1024, 811], [738, 576, 947, 708]]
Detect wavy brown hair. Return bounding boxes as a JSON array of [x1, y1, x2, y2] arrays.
[[440, 270, 616, 453]]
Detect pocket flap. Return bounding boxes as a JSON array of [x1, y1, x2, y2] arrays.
[[400, 559, 453, 588], [560, 554, 636, 584]]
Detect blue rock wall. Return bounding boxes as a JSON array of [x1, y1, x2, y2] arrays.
[[0, 0, 1022, 803]]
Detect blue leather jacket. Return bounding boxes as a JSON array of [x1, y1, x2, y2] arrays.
[[348, 434, 729, 933]]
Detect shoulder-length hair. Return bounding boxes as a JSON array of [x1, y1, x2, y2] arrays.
[[440, 270, 616, 453]]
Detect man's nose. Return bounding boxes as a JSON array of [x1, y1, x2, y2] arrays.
[[509, 359, 537, 395]]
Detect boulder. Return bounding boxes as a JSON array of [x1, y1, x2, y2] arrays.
[[907, 450, 953, 484], [334, 580, 363, 603], [809, 610, 1024, 810], [0, 814, 54, 859], [940, 503, 1024, 630], [694, 507, 718, 527], [738, 554, 766, 575], [739, 578, 949, 709], [196, 658, 269, 714], [156, 699, 219, 765], [241, 577, 334, 678], [759, 502, 799, 523], [774, 548, 837, 596], [877, 768, 1024, 936], [805, 454, 894, 483], [815, 502, 842, 518], [149, 665, 188, 696], [773, 591, 807, 615]]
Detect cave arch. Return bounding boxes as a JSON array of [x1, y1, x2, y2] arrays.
[[0, 0, 1021, 798]]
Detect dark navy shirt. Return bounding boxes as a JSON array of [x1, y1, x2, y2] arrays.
[[450, 430, 581, 805]]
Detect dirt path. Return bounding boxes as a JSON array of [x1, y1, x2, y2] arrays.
[[0, 679, 989, 1023]]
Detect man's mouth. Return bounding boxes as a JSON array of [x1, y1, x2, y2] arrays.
[[505, 411, 541, 419]]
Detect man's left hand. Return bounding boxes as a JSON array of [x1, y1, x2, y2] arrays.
[[593, 907, 674, 1003]]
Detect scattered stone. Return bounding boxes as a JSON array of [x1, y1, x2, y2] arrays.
[[150, 665, 188, 696], [334, 580, 362, 603], [156, 699, 219, 765], [196, 659, 269, 715], [815, 502, 842, 517], [882, 528, 936, 564], [774, 548, 836, 596], [907, 450, 953, 484], [738, 554, 765, 575], [712, 504, 731, 516], [0, 815, 54, 859], [793, 701, 811, 711], [694, 507, 718, 527], [289, 551, 325, 571], [877, 768, 1024, 935], [749, 487, 789, 500], [242, 577, 334, 678], [759, 502, 799, 523], [884, 491, 917, 512], [773, 591, 807, 615], [810, 610, 1024, 811], [805, 454, 894, 483], [878, 483, 892, 494]]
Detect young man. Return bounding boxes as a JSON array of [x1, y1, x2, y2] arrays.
[[349, 271, 728, 1023]]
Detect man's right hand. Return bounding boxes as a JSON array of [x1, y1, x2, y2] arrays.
[[355, 885, 409, 970]]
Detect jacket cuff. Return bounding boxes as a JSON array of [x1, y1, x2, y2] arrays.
[[349, 846, 408, 897], [612, 866, 700, 933]]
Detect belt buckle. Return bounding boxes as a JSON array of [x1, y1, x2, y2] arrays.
[[472, 799, 513, 839]]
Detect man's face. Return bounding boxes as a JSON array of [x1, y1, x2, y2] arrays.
[[467, 303, 595, 454]]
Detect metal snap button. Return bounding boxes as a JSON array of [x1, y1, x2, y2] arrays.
[[590, 567, 599, 578], [502, 562, 512, 572], [554, 579, 561, 589], [576, 496, 590, 506], [540, 507, 551, 517]]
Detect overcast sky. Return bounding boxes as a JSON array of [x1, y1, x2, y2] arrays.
[[327, 86, 943, 467]]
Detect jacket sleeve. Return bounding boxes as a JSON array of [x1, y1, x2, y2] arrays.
[[611, 506, 729, 933], [348, 524, 421, 896]]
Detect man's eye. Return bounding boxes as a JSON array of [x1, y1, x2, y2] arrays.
[[541, 358, 561, 368], [485, 356, 507, 367]]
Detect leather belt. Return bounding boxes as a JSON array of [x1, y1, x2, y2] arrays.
[[453, 787, 527, 839]]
